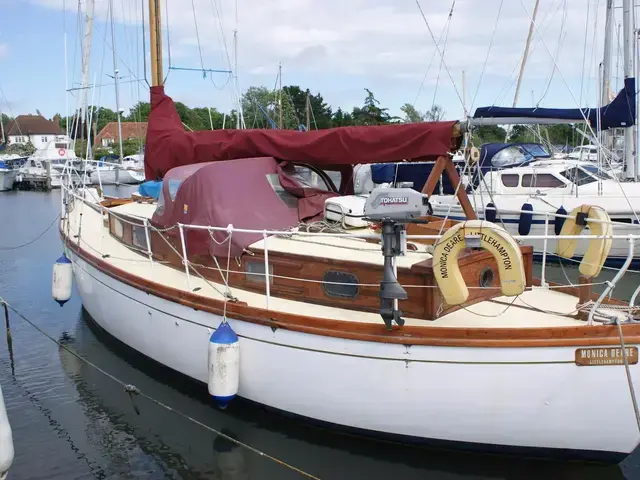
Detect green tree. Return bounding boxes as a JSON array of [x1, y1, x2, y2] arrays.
[[127, 102, 151, 122], [352, 89, 398, 126], [331, 107, 354, 127], [474, 125, 508, 144], [242, 86, 278, 129], [400, 103, 424, 123]]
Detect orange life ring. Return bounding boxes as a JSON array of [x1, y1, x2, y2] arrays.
[[58, 148, 66, 157]]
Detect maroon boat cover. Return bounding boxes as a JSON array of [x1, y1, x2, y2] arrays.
[[144, 86, 458, 180], [152, 157, 337, 256]]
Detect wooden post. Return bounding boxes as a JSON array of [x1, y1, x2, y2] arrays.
[[421, 156, 477, 220]]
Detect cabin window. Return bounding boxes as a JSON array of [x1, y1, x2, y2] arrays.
[[266, 174, 298, 208], [501, 174, 519, 187], [55, 142, 68, 149], [132, 225, 148, 249], [112, 217, 124, 238], [245, 261, 273, 284], [614, 218, 633, 224], [322, 270, 360, 299], [293, 165, 332, 192], [521, 174, 565, 188], [168, 179, 182, 200], [559, 167, 597, 186]]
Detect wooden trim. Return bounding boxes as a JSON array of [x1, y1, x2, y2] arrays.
[[64, 230, 640, 348]]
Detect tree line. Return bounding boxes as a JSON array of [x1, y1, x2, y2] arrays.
[[2, 86, 581, 158]]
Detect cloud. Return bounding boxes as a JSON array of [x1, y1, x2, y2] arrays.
[[29, 0, 612, 117], [0, 43, 8, 58]]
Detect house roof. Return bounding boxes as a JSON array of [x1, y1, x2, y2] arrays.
[[4, 115, 64, 136], [95, 122, 148, 143]]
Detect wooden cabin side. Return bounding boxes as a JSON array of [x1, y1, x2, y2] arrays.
[[102, 205, 535, 321]]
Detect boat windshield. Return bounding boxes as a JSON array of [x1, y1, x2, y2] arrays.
[[581, 165, 612, 179], [559, 166, 610, 185]]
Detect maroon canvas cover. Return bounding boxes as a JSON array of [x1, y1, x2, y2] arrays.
[[144, 86, 458, 180], [151, 157, 336, 256]]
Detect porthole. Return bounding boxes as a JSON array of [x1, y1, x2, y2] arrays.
[[479, 267, 494, 289], [322, 270, 360, 299]]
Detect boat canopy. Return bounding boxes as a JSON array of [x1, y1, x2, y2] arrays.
[[480, 143, 550, 169], [472, 78, 635, 130], [144, 86, 459, 180], [151, 157, 337, 256]]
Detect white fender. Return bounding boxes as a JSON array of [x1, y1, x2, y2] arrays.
[[208, 321, 240, 409], [556, 205, 612, 278], [52, 253, 73, 307], [0, 384, 14, 479], [433, 220, 526, 306]]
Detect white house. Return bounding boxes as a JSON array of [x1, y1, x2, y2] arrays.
[[3, 115, 69, 150]]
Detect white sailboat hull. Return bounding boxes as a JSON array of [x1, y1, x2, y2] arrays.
[[0, 170, 16, 191], [69, 249, 640, 460], [90, 169, 144, 185]]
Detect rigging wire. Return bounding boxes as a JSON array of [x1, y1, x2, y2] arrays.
[[536, 0, 568, 106], [491, 0, 564, 107], [412, 1, 455, 108], [469, 0, 504, 113], [191, 0, 207, 73], [0, 297, 320, 480], [414, 0, 466, 110], [430, 1, 456, 112], [579, 0, 593, 106]]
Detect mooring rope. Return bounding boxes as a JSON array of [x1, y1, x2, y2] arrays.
[[0, 297, 320, 480], [0, 214, 61, 251], [615, 318, 640, 434]]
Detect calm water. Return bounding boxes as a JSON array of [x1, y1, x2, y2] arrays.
[[1, 189, 640, 479]]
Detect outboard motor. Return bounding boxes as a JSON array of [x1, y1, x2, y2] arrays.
[[364, 188, 432, 330]]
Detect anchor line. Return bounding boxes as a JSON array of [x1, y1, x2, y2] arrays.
[[0, 214, 61, 250], [0, 297, 320, 480]]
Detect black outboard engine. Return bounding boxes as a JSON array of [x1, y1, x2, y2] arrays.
[[364, 188, 432, 330]]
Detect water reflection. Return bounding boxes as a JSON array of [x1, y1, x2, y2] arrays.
[[55, 308, 626, 480]]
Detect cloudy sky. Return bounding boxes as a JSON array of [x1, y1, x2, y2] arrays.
[[0, 0, 627, 123]]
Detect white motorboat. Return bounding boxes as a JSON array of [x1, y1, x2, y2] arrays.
[[89, 154, 145, 185], [18, 140, 80, 188], [0, 158, 17, 191], [429, 148, 639, 266]]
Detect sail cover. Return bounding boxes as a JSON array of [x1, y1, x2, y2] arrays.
[[144, 86, 459, 180], [472, 78, 636, 130]]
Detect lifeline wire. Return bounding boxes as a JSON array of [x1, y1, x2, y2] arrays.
[[0, 297, 320, 480]]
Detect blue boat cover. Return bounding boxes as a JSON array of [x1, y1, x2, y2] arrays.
[[138, 180, 163, 199], [473, 78, 636, 130], [370, 162, 461, 194]]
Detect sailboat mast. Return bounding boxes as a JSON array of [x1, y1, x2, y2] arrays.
[[0, 108, 4, 144], [109, 0, 124, 164], [602, 0, 614, 107], [601, 0, 614, 151], [513, 0, 540, 107], [623, 0, 636, 180], [149, 0, 164, 87], [80, 0, 95, 148]]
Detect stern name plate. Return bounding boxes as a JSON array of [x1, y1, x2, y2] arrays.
[[575, 347, 638, 366]]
